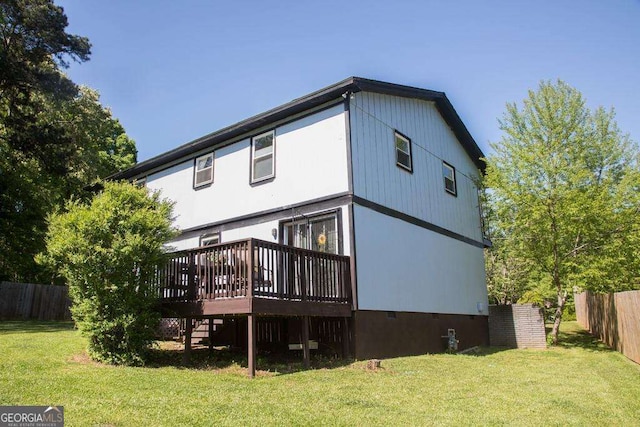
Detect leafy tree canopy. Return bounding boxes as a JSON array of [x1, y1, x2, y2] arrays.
[[484, 80, 640, 344], [0, 0, 90, 103], [0, 0, 137, 282], [0, 84, 138, 281]]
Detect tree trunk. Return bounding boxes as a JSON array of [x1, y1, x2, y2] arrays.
[[550, 290, 567, 345], [548, 211, 566, 346]]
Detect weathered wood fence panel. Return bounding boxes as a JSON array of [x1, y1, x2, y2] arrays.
[[575, 290, 640, 365], [0, 282, 72, 321]]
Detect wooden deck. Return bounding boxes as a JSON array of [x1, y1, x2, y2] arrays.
[[154, 238, 353, 377], [155, 238, 353, 317]]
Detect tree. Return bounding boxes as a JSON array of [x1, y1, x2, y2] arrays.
[[0, 0, 90, 167], [0, 1, 136, 282], [38, 86, 137, 198], [0, 85, 137, 282], [0, 0, 90, 105], [485, 237, 532, 305], [480, 183, 533, 305], [484, 80, 640, 344], [39, 182, 177, 365]]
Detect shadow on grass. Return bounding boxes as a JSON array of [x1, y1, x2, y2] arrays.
[[0, 320, 74, 334], [467, 346, 512, 356], [146, 343, 354, 375], [456, 321, 613, 357], [547, 323, 613, 353]]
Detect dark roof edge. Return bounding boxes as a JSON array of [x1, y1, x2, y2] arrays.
[[110, 77, 484, 180]]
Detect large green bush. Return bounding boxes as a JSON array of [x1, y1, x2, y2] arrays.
[[39, 182, 176, 365]]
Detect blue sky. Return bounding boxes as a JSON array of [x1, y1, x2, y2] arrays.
[[57, 0, 640, 163]]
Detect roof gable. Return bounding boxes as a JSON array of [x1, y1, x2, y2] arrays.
[[111, 77, 484, 180]]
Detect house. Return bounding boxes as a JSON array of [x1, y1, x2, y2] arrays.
[[111, 77, 490, 376]]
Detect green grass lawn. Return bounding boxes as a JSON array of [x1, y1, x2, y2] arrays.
[[0, 321, 638, 426]]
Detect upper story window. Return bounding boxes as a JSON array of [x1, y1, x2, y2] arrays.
[[194, 153, 214, 188], [442, 161, 457, 196], [251, 130, 275, 183], [395, 131, 412, 172]]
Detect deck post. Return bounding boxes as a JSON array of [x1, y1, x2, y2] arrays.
[[208, 317, 214, 352], [248, 314, 256, 378], [300, 254, 307, 301], [302, 315, 310, 369], [247, 239, 254, 298], [183, 317, 193, 365], [342, 317, 350, 358], [187, 253, 196, 300]]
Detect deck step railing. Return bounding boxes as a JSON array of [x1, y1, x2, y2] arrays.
[[155, 238, 351, 304]]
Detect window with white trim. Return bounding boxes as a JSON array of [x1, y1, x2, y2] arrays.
[[200, 232, 220, 247], [251, 130, 275, 183], [194, 153, 214, 188], [395, 131, 412, 172], [442, 161, 457, 196]]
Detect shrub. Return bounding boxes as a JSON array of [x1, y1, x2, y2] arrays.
[[39, 182, 176, 365]]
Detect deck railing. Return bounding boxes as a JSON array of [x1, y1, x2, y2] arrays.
[[155, 238, 352, 304]]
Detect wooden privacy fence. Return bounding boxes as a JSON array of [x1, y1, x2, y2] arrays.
[[575, 290, 640, 365], [0, 282, 72, 321]]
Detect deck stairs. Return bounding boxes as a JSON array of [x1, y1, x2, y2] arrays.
[[187, 318, 224, 346]]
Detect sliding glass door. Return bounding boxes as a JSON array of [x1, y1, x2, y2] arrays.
[[284, 214, 338, 254], [282, 213, 340, 299]]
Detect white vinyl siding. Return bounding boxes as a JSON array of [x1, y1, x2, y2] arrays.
[[354, 204, 488, 315], [349, 91, 482, 242], [251, 131, 275, 183], [145, 104, 349, 232], [194, 153, 214, 187], [165, 204, 352, 256]]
